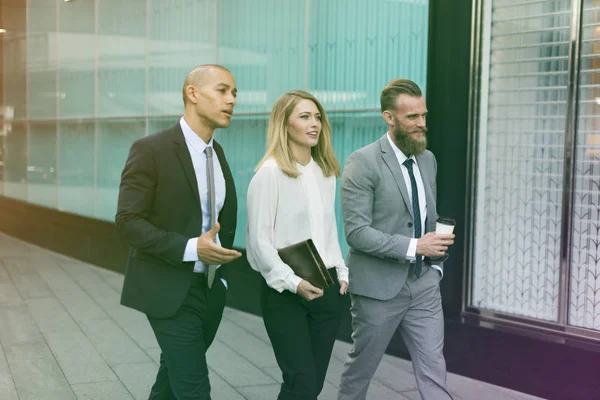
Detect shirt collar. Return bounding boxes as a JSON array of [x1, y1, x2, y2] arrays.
[[296, 157, 315, 172], [180, 117, 213, 153], [386, 132, 416, 165]]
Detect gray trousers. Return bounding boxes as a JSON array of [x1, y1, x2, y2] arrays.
[[338, 266, 452, 400]]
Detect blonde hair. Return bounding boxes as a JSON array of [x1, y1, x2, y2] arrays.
[[256, 90, 341, 178]]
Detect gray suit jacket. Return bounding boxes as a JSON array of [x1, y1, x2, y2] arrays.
[[341, 135, 441, 300]]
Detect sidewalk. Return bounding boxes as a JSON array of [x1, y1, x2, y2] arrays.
[[0, 232, 545, 400]]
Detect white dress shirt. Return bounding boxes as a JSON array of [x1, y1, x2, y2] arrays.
[[246, 157, 349, 293], [179, 117, 226, 277], [386, 134, 443, 276]]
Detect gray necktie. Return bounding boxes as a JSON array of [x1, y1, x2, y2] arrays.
[[205, 146, 217, 288]]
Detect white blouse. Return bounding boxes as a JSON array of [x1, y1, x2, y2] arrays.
[[246, 157, 349, 293]]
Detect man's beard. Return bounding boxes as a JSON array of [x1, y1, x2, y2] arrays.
[[393, 124, 427, 156]]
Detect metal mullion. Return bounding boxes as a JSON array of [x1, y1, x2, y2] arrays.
[[493, 0, 565, 10], [490, 86, 568, 92], [492, 41, 570, 51], [493, 10, 571, 23], [492, 55, 569, 64], [490, 70, 569, 79], [558, 0, 585, 328], [492, 26, 570, 38], [489, 100, 566, 106]]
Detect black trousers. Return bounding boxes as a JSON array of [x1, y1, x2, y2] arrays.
[[147, 274, 226, 400], [261, 270, 343, 400]]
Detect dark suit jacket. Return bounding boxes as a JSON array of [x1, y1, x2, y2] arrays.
[[116, 122, 237, 318]]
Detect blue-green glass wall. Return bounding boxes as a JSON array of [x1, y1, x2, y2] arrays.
[[1, 0, 429, 254]]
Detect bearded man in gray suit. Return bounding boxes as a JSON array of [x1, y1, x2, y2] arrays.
[[337, 79, 455, 400]]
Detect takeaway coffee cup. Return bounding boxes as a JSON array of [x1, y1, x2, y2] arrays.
[[436, 217, 456, 234]]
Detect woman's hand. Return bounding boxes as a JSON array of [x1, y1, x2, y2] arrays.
[[339, 280, 348, 295], [296, 280, 324, 301]]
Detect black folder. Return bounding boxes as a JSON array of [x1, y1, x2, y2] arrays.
[[277, 239, 334, 290]]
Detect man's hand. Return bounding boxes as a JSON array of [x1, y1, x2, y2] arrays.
[[296, 280, 324, 301], [339, 280, 348, 295], [416, 232, 455, 258], [196, 222, 242, 264]]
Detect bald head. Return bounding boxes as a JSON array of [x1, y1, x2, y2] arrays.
[[182, 64, 232, 105]]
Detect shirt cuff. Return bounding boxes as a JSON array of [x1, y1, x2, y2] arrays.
[[406, 238, 418, 261], [430, 264, 443, 278], [183, 238, 199, 262], [335, 266, 349, 283], [286, 274, 303, 294]]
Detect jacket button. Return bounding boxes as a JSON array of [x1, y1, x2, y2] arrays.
[[408, 222, 413, 228]]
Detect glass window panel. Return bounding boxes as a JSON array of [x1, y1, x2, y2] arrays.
[[148, 0, 216, 116], [28, 122, 57, 208], [2, 1, 27, 120], [308, 0, 429, 110], [97, 0, 147, 117], [58, 121, 95, 217], [216, 116, 269, 248], [96, 119, 146, 221], [218, 0, 305, 113], [57, 0, 95, 118], [27, 0, 58, 119], [3, 122, 27, 200], [569, 0, 600, 330], [471, 0, 572, 321]]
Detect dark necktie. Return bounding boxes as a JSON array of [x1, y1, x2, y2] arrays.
[[205, 146, 217, 288], [403, 158, 422, 277]]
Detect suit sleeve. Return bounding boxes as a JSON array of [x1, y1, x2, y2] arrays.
[[115, 139, 189, 266], [341, 151, 412, 261]]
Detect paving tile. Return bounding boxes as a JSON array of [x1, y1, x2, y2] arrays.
[[381, 352, 415, 375], [208, 368, 246, 400], [26, 297, 81, 335], [0, 306, 44, 346], [71, 381, 134, 400], [5, 341, 76, 400], [55, 289, 109, 322], [0, 264, 12, 283], [112, 362, 157, 400], [331, 339, 353, 362], [60, 263, 105, 286], [45, 331, 117, 384], [446, 373, 544, 400], [216, 319, 279, 368], [11, 273, 54, 299], [0, 343, 18, 400], [236, 383, 281, 400], [37, 265, 81, 293], [365, 379, 411, 400], [78, 317, 151, 366], [103, 275, 125, 292], [262, 366, 283, 383], [323, 354, 345, 388], [401, 390, 422, 400], [144, 347, 161, 365], [372, 356, 418, 392], [3, 340, 54, 361], [78, 280, 122, 311], [206, 340, 275, 387], [222, 308, 271, 344], [105, 306, 157, 350], [3, 256, 37, 276], [0, 282, 24, 308], [319, 381, 344, 400]]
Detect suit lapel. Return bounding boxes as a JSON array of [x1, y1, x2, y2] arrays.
[[379, 136, 413, 217], [170, 124, 201, 205]]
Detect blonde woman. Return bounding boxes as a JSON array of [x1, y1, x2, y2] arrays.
[[246, 90, 349, 400]]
